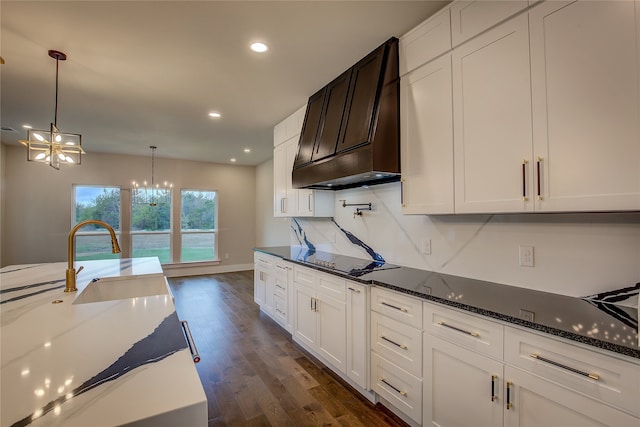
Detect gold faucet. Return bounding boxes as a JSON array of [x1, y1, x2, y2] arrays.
[[65, 219, 121, 292]]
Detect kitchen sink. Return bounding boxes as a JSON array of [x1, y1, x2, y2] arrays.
[[73, 275, 170, 304]]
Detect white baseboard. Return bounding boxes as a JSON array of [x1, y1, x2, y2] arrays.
[[163, 262, 253, 278]]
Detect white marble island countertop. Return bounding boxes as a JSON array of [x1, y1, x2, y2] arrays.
[[0, 258, 207, 427]]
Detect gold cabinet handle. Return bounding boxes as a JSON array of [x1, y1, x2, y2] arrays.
[[506, 382, 513, 410], [437, 321, 480, 338], [381, 301, 408, 313], [491, 375, 498, 402], [380, 378, 407, 397], [521, 159, 528, 201], [530, 353, 599, 380], [381, 335, 408, 350]]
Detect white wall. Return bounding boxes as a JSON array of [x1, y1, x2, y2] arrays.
[[255, 158, 290, 247], [1, 145, 256, 270], [292, 182, 640, 297], [0, 143, 5, 265]]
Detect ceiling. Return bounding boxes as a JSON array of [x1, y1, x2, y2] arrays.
[[0, 1, 448, 166]]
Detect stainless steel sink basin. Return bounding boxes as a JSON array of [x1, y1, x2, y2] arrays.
[[73, 275, 170, 304]]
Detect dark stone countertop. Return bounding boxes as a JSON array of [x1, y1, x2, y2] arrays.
[[255, 246, 639, 360]]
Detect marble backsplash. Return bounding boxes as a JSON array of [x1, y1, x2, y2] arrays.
[[291, 182, 640, 298]]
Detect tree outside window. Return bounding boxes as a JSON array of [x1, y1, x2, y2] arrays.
[[131, 190, 171, 263], [73, 185, 121, 261], [181, 190, 217, 262]]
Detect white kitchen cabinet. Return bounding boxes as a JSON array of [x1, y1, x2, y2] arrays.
[[400, 54, 454, 214], [529, 0, 640, 211], [273, 109, 334, 218], [399, 6, 451, 76], [346, 281, 369, 390], [254, 252, 275, 307], [453, 13, 534, 213], [424, 334, 504, 427], [450, 0, 528, 47], [293, 268, 347, 374], [503, 366, 639, 427]]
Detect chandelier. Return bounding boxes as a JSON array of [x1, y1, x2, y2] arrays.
[[19, 50, 84, 169], [132, 146, 173, 206]]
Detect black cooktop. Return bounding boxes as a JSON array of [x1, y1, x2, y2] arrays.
[[292, 250, 400, 278]]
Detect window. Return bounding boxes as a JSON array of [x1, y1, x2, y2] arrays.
[[73, 185, 121, 261], [131, 190, 172, 263], [180, 190, 217, 262]]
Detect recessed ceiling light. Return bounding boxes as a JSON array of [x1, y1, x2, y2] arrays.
[[208, 112, 221, 118], [250, 42, 269, 53], [230, 158, 237, 163], [243, 148, 251, 153]]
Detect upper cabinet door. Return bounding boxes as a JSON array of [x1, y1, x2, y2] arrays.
[[401, 54, 454, 214], [530, 0, 640, 212], [294, 89, 325, 169], [311, 69, 352, 162], [337, 44, 386, 154], [453, 14, 534, 213], [450, 0, 528, 47]]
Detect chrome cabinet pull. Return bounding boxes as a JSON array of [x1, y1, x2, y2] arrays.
[[181, 320, 201, 363], [530, 353, 599, 380], [348, 287, 361, 293], [381, 301, 408, 313], [437, 321, 480, 338], [521, 159, 528, 201], [400, 178, 405, 207], [491, 375, 497, 402], [380, 378, 407, 397], [381, 335, 407, 350], [506, 382, 513, 410], [308, 193, 313, 212], [536, 157, 543, 200]]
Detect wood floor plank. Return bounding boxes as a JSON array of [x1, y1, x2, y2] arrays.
[[169, 271, 408, 427]]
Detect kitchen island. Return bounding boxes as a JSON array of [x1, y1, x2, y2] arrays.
[[0, 258, 207, 427]]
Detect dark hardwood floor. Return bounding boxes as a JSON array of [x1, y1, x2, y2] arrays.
[[169, 271, 408, 427]]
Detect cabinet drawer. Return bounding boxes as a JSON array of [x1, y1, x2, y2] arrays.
[[372, 312, 422, 377], [371, 353, 422, 424], [274, 274, 287, 299], [317, 272, 346, 302], [254, 252, 275, 269], [450, 0, 528, 46], [293, 265, 315, 288], [505, 326, 640, 417], [400, 6, 451, 75], [273, 296, 287, 327], [424, 303, 503, 360], [371, 287, 423, 329]]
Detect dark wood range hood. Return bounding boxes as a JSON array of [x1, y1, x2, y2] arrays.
[[292, 37, 400, 191]]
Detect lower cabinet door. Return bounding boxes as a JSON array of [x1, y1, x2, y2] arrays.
[[424, 335, 503, 427], [293, 284, 317, 349], [346, 282, 368, 390], [503, 366, 639, 427], [254, 268, 266, 306], [317, 295, 346, 374]]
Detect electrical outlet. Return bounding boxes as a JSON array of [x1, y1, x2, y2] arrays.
[[519, 309, 535, 322], [519, 245, 534, 267], [422, 239, 432, 255]]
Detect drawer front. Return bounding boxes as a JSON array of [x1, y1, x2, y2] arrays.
[[371, 353, 422, 424], [293, 265, 315, 289], [400, 6, 451, 75], [372, 312, 422, 377], [254, 252, 275, 269], [371, 287, 423, 329], [424, 303, 504, 360], [505, 326, 640, 417], [273, 296, 287, 327], [317, 272, 346, 302], [450, 0, 528, 47], [274, 274, 287, 299]]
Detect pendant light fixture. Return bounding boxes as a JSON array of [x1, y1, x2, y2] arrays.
[[132, 146, 173, 206], [19, 50, 84, 170]]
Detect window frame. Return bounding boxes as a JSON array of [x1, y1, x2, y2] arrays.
[[179, 188, 219, 263]]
